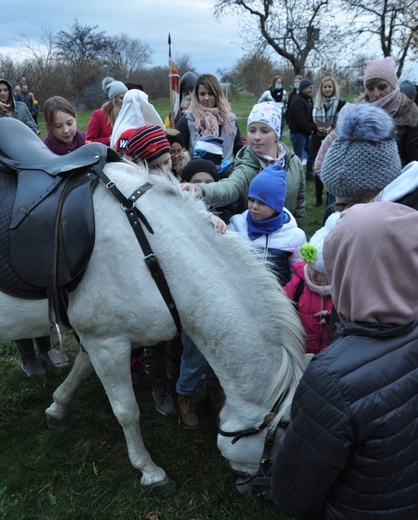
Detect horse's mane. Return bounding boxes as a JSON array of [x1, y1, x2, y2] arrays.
[[102, 161, 306, 420]]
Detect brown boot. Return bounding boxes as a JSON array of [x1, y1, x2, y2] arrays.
[[207, 385, 225, 415], [177, 394, 199, 429]]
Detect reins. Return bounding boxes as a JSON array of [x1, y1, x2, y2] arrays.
[[92, 162, 182, 333]]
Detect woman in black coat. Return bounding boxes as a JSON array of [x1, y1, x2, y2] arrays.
[[270, 202, 418, 520]]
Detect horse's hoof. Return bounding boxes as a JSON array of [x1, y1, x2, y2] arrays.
[[149, 476, 177, 496], [45, 413, 70, 429]]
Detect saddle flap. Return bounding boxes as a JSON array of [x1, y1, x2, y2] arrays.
[[9, 171, 96, 289]]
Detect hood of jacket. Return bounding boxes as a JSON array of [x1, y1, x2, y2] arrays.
[[0, 78, 15, 111], [324, 201, 418, 325], [396, 92, 418, 127]]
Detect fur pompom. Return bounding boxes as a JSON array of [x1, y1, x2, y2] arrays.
[[337, 102, 396, 142], [101, 76, 114, 94]]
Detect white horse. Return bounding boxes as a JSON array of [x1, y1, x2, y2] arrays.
[[0, 160, 306, 494]]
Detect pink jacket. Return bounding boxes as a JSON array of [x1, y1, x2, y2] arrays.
[[86, 108, 112, 145], [314, 132, 336, 179], [284, 262, 332, 354]]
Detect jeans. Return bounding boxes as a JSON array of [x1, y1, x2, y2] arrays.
[[290, 132, 314, 176], [176, 332, 219, 396]]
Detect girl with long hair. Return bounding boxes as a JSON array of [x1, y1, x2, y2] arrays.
[[176, 74, 244, 163]]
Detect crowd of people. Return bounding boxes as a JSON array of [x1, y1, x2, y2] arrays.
[[1, 56, 418, 519]]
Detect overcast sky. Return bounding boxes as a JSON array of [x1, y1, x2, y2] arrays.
[[0, 0, 245, 77], [2, 1, 417, 83]]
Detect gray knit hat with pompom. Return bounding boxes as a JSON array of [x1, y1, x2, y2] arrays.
[[321, 103, 402, 202], [102, 76, 128, 100]]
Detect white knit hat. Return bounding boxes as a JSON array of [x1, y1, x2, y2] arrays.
[[247, 102, 281, 139], [299, 213, 340, 273], [102, 76, 128, 100]]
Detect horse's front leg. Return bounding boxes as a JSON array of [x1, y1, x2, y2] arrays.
[[86, 339, 175, 492], [45, 349, 94, 426]]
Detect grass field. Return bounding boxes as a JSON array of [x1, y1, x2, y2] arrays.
[[0, 93, 328, 519]]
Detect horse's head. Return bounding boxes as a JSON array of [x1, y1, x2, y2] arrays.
[[217, 398, 292, 497]]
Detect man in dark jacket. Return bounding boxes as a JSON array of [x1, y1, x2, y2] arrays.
[[287, 78, 316, 179], [15, 83, 33, 113], [270, 202, 418, 520]]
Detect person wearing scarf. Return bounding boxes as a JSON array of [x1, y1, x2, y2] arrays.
[[0, 78, 38, 134], [176, 74, 244, 163], [258, 76, 289, 138], [43, 96, 87, 155], [311, 76, 346, 206], [227, 163, 306, 287], [360, 57, 418, 166], [183, 101, 306, 228], [270, 202, 418, 520]]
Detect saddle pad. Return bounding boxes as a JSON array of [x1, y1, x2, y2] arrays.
[[0, 172, 46, 299]]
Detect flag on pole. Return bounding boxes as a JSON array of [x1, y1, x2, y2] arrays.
[[168, 33, 180, 128]]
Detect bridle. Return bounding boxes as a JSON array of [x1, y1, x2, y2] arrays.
[[218, 389, 290, 496]]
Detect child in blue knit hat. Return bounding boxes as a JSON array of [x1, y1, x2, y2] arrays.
[[227, 163, 306, 286]]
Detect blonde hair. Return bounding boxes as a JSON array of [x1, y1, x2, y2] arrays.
[[189, 74, 231, 120], [102, 97, 121, 128], [314, 76, 340, 108]]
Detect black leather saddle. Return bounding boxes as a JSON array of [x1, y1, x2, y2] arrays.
[[0, 118, 119, 306]]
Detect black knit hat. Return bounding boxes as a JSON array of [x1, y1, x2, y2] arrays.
[[299, 79, 313, 92], [181, 159, 219, 183]]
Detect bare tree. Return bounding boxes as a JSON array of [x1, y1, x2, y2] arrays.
[[104, 34, 152, 79], [230, 53, 276, 96], [214, 0, 336, 75], [55, 19, 109, 64], [13, 27, 79, 105], [54, 19, 110, 99], [341, 0, 418, 77]]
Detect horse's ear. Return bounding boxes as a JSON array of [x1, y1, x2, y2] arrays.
[[106, 148, 124, 163]]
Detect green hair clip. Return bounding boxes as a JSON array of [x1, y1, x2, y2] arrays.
[[300, 243, 318, 264]]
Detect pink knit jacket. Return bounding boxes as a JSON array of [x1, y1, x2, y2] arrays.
[[284, 262, 333, 354]]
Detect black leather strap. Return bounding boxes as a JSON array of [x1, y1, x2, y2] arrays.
[[92, 164, 182, 333]]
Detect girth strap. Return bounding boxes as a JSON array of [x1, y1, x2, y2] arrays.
[[92, 164, 181, 333]]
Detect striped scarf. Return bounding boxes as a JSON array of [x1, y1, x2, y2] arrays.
[[313, 96, 339, 124]]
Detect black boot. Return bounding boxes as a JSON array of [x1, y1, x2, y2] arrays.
[[151, 378, 176, 416], [166, 333, 183, 385], [144, 343, 176, 416], [14, 339, 46, 377], [314, 175, 324, 207]]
